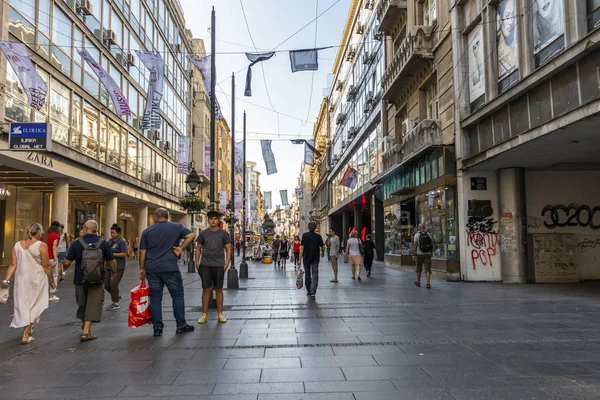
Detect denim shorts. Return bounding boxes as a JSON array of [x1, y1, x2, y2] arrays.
[[58, 252, 66, 262]]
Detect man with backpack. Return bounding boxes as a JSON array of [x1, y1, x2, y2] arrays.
[[63, 220, 116, 342], [412, 224, 433, 289]]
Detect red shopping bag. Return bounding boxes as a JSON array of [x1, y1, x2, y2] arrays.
[[128, 281, 151, 328]]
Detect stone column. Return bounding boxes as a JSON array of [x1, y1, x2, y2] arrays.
[[342, 211, 349, 247], [353, 203, 363, 232], [372, 195, 385, 261], [104, 193, 118, 240], [498, 168, 528, 283], [137, 203, 148, 240], [52, 178, 69, 226]]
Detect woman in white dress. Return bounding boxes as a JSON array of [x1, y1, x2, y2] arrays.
[[2, 223, 55, 344], [344, 230, 364, 281]]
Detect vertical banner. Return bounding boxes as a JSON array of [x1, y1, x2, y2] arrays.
[[295, 188, 304, 199], [0, 42, 48, 111], [467, 25, 485, 103], [136, 51, 164, 130], [177, 136, 190, 174], [234, 140, 244, 173], [304, 139, 315, 166], [78, 48, 131, 116], [496, 0, 518, 81], [280, 190, 289, 206], [234, 190, 242, 209], [249, 191, 257, 210], [260, 140, 278, 175], [204, 140, 211, 177], [190, 55, 225, 119], [264, 191, 272, 210], [219, 191, 227, 213], [532, 0, 564, 55]]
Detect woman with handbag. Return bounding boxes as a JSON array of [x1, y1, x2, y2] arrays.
[[344, 230, 364, 281], [3, 223, 55, 344]]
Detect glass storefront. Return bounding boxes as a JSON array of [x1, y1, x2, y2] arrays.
[[384, 186, 457, 260]]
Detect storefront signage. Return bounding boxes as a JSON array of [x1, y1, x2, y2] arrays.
[[26, 151, 54, 167], [471, 177, 487, 190], [0, 188, 11, 196], [120, 212, 132, 218], [9, 123, 52, 151]]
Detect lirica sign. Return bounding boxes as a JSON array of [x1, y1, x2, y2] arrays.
[[9, 123, 52, 151]]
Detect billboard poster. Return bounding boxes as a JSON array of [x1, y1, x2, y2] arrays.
[[496, 0, 518, 80], [532, 0, 564, 54], [468, 25, 485, 103]]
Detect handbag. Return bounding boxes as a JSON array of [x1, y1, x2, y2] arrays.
[[343, 254, 349, 264], [0, 281, 9, 304], [128, 281, 151, 328]]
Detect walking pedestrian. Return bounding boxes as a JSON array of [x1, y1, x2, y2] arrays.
[[412, 223, 433, 289], [236, 240, 241, 256], [105, 224, 128, 311], [328, 229, 340, 283], [272, 235, 282, 268], [298, 222, 324, 300], [63, 220, 116, 342], [46, 221, 61, 301], [3, 223, 55, 344], [292, 235, 301, 269], [280, 236, 289, 269], [195, 210, 232, 324], [57, 224, 70, 283], [363, 234, 377, 278], [132, 237, 139, 259], [138, 208, 196, 337], [345, 230, 364, 281]]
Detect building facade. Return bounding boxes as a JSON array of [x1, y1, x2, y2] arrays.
[[298, 162, 313, 235], [452, 0, 600, 283], [376, 0, 457, 278], [245, 161, 263, 234], [310, 99, 330, 235], [0, 0, 194, 263]]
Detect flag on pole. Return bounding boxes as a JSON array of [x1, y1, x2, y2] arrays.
[[136, 51, 164, 129], [295, 188, 304, 199], [249, 191, 257, 210], [190, 55, 224, 119], [280, 190, 289, 206], [0, 42, 48, 111], [304, 139, 315, 166], [260, 140, 277, 175], [244, 52, 276, 97], [219, 191, 227, 213], [289, 49, 319, 72], [234, 140, 244, 173], [177, 136, 190, 174], [340, 166, 359, 189], [78, 48, 131, 116], [264, 191, 272, 210]]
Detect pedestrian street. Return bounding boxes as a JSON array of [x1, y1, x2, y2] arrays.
[[2, 259, 600, 399]]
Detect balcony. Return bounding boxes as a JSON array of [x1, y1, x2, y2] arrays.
[[382, 143, 402, 173], [376, 0, 407, 35], [401, 119, 442, 163], [382, 26, 434, 102]]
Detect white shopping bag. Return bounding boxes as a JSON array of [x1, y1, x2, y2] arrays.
[[0, 283, 9, 304]]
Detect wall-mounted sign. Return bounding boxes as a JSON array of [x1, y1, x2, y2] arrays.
[[0, 188, 11, 196], [120, 212, 132, 218], [26, 151, 53, 167], [471, 177, 487, 190], [9, 122, 52, 151]]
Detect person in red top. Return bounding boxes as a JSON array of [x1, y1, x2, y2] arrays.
[[292, 235, 301, 269], [46, 221, 61, 301]]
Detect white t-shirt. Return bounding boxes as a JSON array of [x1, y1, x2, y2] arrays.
[[57, 233, 68, 252], [346, 238, 362, 256]]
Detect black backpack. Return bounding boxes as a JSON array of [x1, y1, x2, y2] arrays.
[[418, 232, 434, 253], [79, 238, 105, 285]]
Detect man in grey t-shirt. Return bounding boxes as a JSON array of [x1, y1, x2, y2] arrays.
[[195, 211, 232, 324], [328, 229, 341, 283], [412, 224, 433, 289]]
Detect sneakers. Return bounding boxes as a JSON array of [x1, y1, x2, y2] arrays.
[[310, 295, 316, 300], [197, 313, 208, 324], [49, 295, 60, 301], [176, 325, 195, 334], [106, 303, 120, 311], [153, 328, 163, 337], [218, 314, 227, 323]]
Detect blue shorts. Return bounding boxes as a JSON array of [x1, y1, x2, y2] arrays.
[[58, 252, 66, 262]]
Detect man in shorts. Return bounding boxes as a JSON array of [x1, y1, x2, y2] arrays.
[[412, 224, 433, 289], [195, 210, 232, 324], [328, 229, 340, 283], [272, 235, 281, 268]]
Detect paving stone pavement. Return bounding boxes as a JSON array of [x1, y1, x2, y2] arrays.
[[1, 258, 600, 399]]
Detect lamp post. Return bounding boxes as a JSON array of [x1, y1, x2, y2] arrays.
[[227, 72, 239, 289], [185, 168, 201, 273], [240, 111, 249, 278], [290, 139, 322, 158]]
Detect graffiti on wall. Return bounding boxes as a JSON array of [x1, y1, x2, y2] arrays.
[[466, 200, 499, 269], [541, 204, 600, 230]]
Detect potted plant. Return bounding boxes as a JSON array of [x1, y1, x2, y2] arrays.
[[179, 197, 206, 212]]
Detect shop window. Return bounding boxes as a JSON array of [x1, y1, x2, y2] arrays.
[[416, 187, 457, 259], [107, 121, 120, 168], [82, 102, 99, 158], [120, 131, 127, 172], [532, 0, 565, 68], [71, 94, 82, 150], [99, 114, 108, 163], [384, 202, 415, 256]]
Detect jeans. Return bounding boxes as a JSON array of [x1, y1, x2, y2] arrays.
[[304, 260, 319, 295], [146, 270, 187, 330], [326, 247, 331, 261]]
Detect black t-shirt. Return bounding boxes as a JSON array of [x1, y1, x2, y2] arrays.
[[363, 240, 375, 256], [301, 232, 324, 263]]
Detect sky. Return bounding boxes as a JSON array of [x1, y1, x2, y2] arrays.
[[179, 0, 352, 210]]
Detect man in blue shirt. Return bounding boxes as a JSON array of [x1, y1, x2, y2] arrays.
[[139, 208, 196, 337], [63, 220, 116, 342], [105, 224, 128, 311]]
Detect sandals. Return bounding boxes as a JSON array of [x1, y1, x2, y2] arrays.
[[80, 332, 97, 342], [21, 336, 35, 345], [426, 284, 431, 289], [414, 281, 421, 287]]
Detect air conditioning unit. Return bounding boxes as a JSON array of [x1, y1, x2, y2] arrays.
[[364, 0, 375, 10], [154, 173, 162, 182], [125, 53, 135, 66], [374, 26, 383, 41], [336, 80, 344, 91], [346, 85, 356, 101], [346, 47, 356, 62], [79, 0, 93, 16], [151, 130, 161, 141], [356, 23, 365, 35], [364, 103, 373, 114], [363, 52, 372, 65], [106, 29, 117, 45], [336, 113, 346, 125], [328, 104, 335, 113], [164, 141, 171, 151], [348, 127, 358, 139], [341, 140, 347, 148], [366, 91, 375, 104]]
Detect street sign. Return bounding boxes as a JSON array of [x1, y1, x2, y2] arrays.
[[9, 122, 52, 151], [470, 177, 487, 190]]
